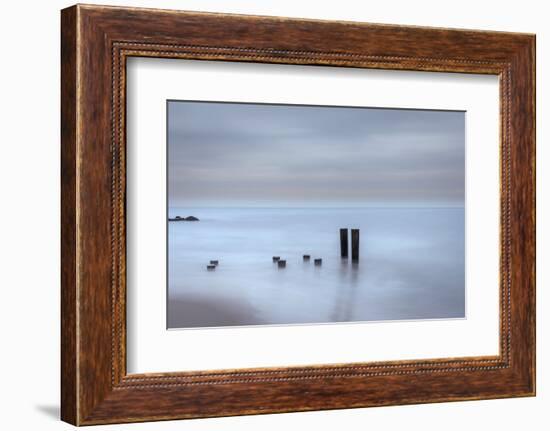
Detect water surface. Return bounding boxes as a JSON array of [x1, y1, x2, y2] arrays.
[[168, 207, 465, 328]]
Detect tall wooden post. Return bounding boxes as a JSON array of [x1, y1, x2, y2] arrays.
[[351, 229, 359, 262], [340, 228, 348, 258]]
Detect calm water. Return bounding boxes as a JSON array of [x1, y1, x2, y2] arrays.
[[167, 207, 465, 329]]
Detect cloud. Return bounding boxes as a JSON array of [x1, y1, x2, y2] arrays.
[[168, 101, 465, 207]]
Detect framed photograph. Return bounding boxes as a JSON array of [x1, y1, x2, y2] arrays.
[[61, 4, 535, 425]]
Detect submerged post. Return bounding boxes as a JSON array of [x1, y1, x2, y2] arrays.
[[340, 228, 349, 258], [351, 229, 360, 262]]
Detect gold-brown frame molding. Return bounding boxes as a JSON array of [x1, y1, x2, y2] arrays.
[[61, 4, 535, 425]]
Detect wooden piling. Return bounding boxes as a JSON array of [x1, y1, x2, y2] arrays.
[[340, 228, 348, 258], [277, 260, 286, 268], [351, 229, 360, 262]]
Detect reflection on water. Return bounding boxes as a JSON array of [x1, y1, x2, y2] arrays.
[[168, 207, 465, 329]]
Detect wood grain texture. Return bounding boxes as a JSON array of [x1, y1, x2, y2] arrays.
[[60, 5, 78, 425], [60, 4, 535, 425]]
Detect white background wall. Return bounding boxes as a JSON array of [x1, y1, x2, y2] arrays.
[[0, 0, 546, 429]]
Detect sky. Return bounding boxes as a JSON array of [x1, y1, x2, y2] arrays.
[[168, 101, 465, 208]]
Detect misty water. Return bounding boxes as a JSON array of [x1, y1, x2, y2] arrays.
[[167, 207, 465, 329]]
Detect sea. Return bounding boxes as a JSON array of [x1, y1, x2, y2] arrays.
[[167, 207, 465, 329]]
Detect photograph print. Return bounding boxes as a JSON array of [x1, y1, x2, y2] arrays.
[[167, 100, 465, 329]]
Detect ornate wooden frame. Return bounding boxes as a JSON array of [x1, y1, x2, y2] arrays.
[[61, 4, 535, 425]]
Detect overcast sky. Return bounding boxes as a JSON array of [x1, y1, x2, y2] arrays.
[[168, 101, 464, 208]]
